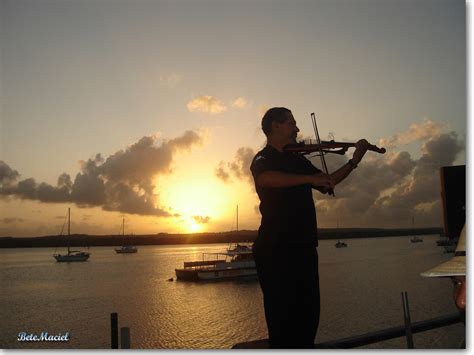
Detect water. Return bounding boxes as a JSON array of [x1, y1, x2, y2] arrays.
[[0, 236, 464, 349]]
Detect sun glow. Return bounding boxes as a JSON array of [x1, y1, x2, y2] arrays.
[[187, 218, 202, 233], [158, 173, 229, 233]]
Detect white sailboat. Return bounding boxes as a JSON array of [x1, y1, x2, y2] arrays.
[[53, 208, 90, 262], [115, 216, 137, 254]]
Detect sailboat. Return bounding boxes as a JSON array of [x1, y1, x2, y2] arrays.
[[53, 208, 90, 262], [115, 216, 137, 253], [410, 216, 423, 243]]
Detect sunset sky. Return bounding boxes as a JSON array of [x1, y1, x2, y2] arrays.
[[1, 0, 467, 237]]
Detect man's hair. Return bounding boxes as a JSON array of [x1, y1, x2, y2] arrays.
[[261, 107, 291, 135]]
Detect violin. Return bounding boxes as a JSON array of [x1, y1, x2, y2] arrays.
[[283, 140, 386, 155], [288, 112, 386, 197]]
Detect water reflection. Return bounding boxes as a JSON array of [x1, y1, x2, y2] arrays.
[[0, 238, 464, 349]]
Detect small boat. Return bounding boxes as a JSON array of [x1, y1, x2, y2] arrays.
[[335, 240, 347, 248], [409, 216, 423, 243], [115, 217, 137, 254], [115, 245, 138, 253], [53, 208, 90, 262], [175, 242, 256, 281]]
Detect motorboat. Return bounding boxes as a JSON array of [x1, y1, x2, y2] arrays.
[[175, 242, 256, 281], [410, 236, 423, 243]]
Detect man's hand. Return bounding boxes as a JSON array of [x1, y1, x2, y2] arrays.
[[310, 173, 334, 190], [352, 139, 370, 165]]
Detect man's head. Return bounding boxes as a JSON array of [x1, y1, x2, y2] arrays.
[[421, 225, 466, 311], [261, 107, 299, 147]]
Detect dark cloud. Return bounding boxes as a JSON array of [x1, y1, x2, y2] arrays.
[[0, 161, 20, 186], [0, 130, 202, 217], [192, 215, 211, 224], [214, 147, 255, 184], [314, 131, 463, 227], [215, 161, 231, 182], [2, 217, 24, 224], [222, 129, 464, 228]]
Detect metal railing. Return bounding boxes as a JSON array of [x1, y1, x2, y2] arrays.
[[233, 292, 464, 349], [109, 291, 464, 349]]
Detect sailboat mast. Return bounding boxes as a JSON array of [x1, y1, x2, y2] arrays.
[[236, 205, 239, 233], [67, 208, 71, 254]]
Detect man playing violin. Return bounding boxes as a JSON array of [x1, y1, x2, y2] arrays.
[[250, 107, 371, 348]]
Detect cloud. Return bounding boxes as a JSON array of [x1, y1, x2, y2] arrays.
[[2, 217, 24, 224], [215, 161, 231, 182], [0, 161, 20, 186], [0, 130, 203, 217], [314, 130, 464, 228], [187, 96, 227, 114], [379, 118, 445, 148], [231, 97, 250, 109], [220, 118, 464, 228], [159, 72, 183, 88], [215, 147, 255, 184], [192, 215, 211, 224]]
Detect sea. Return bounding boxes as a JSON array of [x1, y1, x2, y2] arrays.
[[0, 235, 465, 350]]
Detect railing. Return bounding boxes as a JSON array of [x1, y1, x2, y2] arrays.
[[110, 292, 464, 349], [233, 292, 464, 349]]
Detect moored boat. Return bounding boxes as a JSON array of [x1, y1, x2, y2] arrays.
[[409, 216, 423, 243], [335, 240, 347, 248], [115, 217, 138, 254], [175, 242, 256, 281], [53, 208, 90, 262], [115, 245, 138, 253]]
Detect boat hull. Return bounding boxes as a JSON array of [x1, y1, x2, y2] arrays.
[[175, 265, 257, 281], [54, 253, 90, 262], [115, 248, 138, 253]]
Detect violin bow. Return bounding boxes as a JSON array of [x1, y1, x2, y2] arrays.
[[311, 112, 335, 197]]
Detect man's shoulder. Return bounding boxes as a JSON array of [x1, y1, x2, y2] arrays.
[[252, 146, 276, 163], [250, 146, 279, 175]]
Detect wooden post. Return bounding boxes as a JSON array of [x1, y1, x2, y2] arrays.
[[402, 292, 414, 349], [120, 327, 131, 349], [111, 312, 118, 349]]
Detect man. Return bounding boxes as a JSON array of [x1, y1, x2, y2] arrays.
[[421, 224, 466, 313], [250, 107, 371, 348]]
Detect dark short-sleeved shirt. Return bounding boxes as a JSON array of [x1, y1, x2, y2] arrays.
[[250, 145, 322, 247]]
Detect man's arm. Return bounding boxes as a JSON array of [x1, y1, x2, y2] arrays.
[[256, 171, 334, 189], [330, 139, 370, 186]]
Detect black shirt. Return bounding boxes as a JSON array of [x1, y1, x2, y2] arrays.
[[250, 145, 322, 247]]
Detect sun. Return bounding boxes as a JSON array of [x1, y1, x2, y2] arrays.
[[158, 173, 229, 233], [187, 218, 202, 233]]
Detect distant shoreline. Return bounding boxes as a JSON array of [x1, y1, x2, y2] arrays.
[[0, 227, 444, 248]]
